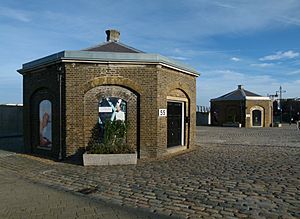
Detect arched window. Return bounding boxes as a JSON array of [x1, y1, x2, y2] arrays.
[[39, 100, 52, 150]]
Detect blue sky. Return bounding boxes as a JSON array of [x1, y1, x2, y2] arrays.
[[1, 0, 300, 105]]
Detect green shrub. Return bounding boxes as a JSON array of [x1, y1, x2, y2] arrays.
[[88, 120, 135, 154]]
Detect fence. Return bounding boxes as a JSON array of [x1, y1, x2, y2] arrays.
[[0, 104, 24, 152], [196, 105, 211, 126]]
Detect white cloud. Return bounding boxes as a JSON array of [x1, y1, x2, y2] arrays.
[[251, 63, 274, 67], [85, 0, 300, 43], [0, 6, 31, 22], [169, 56, 188, 61], [259, 50, 299, 61], [211, 1, 236, 9], [209, 70, 244, 80], [277, 16, 300, 26], [287, 69, 300, 75], [231, 57, 240, 62]]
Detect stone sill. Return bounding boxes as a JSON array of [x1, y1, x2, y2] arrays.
[[165, 145, 187, 155]]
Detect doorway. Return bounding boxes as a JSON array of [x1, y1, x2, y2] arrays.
[[252, 110, 262, 127], [167, 101, 184, 147]]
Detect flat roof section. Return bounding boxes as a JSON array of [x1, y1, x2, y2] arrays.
[[18, 51, 199, 77]]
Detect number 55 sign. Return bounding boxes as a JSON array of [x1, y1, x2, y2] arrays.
[[159, 109, 167, 117]]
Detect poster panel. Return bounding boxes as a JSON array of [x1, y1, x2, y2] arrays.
[[38, 100, 52, 150], [98, 97, 127, 141]]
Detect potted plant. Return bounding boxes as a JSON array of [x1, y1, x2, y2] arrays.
[[83, 120, 137, 166]]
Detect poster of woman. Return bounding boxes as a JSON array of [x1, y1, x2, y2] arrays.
[[39, 100, 52, 149]]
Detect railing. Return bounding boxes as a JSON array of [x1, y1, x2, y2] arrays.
[[196, 105, 210, 113]]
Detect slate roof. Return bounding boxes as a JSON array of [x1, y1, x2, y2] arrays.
[[82, 41, 144, 53], [211, 86, 265, 101]]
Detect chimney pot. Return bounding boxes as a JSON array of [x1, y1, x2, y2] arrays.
[[105, 29, 120, 42], [238, 85, 244, 89]]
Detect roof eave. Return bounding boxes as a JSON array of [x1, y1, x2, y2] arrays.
[[18, 51, 65, 75], [18, 50, 200, 77], [211, 98, 245, 102], [246, 96, 271, 101]]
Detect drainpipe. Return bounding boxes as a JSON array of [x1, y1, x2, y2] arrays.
[[58, 66, 63, 160]]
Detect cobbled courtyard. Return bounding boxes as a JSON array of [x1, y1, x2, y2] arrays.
[[0, 124, 299, 218]]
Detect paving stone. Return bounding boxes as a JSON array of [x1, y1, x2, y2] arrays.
[[0, 170, 166, 219]]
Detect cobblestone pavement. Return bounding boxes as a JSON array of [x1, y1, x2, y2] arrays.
[[197, 124, 300, 148], [0, 124, 299, 218], [0, 160, 171, 219]]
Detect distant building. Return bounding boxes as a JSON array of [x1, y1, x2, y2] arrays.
[[210, 85, 273, 127], [278, 98, 300, 123]]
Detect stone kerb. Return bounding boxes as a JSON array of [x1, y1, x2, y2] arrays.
[[83, 153, 137, 166]]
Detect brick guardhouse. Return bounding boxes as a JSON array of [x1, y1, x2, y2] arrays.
[[211, 85, 273, 128], [18, 29, 199, 159]]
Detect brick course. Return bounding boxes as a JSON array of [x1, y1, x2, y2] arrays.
[[22, 65, 63, 158]]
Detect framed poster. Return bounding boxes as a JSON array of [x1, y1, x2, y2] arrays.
[[99, 97, 126, 123], [38, 100, 52, 150], [98, 97, 127, 141]]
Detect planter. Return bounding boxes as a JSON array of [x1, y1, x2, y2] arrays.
[[83, 153, 137, 166], [274, 123, 282, 127], [223, 122, 242, 128]]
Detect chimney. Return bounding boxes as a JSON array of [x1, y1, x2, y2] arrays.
[[105, 29, 120, 42], [238, 85, 244, 90]]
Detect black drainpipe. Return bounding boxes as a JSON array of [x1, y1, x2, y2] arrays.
[[58, 65, 63, 160]]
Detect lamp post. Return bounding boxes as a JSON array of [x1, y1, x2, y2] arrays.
[[276, 86, 286, 123], [269, 92, 278, 125], [297, 112, 300, 130], [289, 105, 293, 125]]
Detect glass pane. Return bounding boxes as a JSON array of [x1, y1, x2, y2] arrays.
[[252, 110, 262, 126], [39, 100, 52, 150], [98, 97, 127, 142], [167, 102, 182, 147]]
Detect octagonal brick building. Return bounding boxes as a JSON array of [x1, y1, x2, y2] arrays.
[[211, 85, 273, 128], [18, 30, 199, 159]]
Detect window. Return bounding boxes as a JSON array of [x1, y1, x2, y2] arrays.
[[98, 97, 127, 141], [252, 110, 262, 127], [39, 100, 52, 150]]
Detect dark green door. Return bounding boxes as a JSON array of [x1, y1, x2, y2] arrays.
[[252, 110, 262, 126], [167, 102, 182, 147]]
